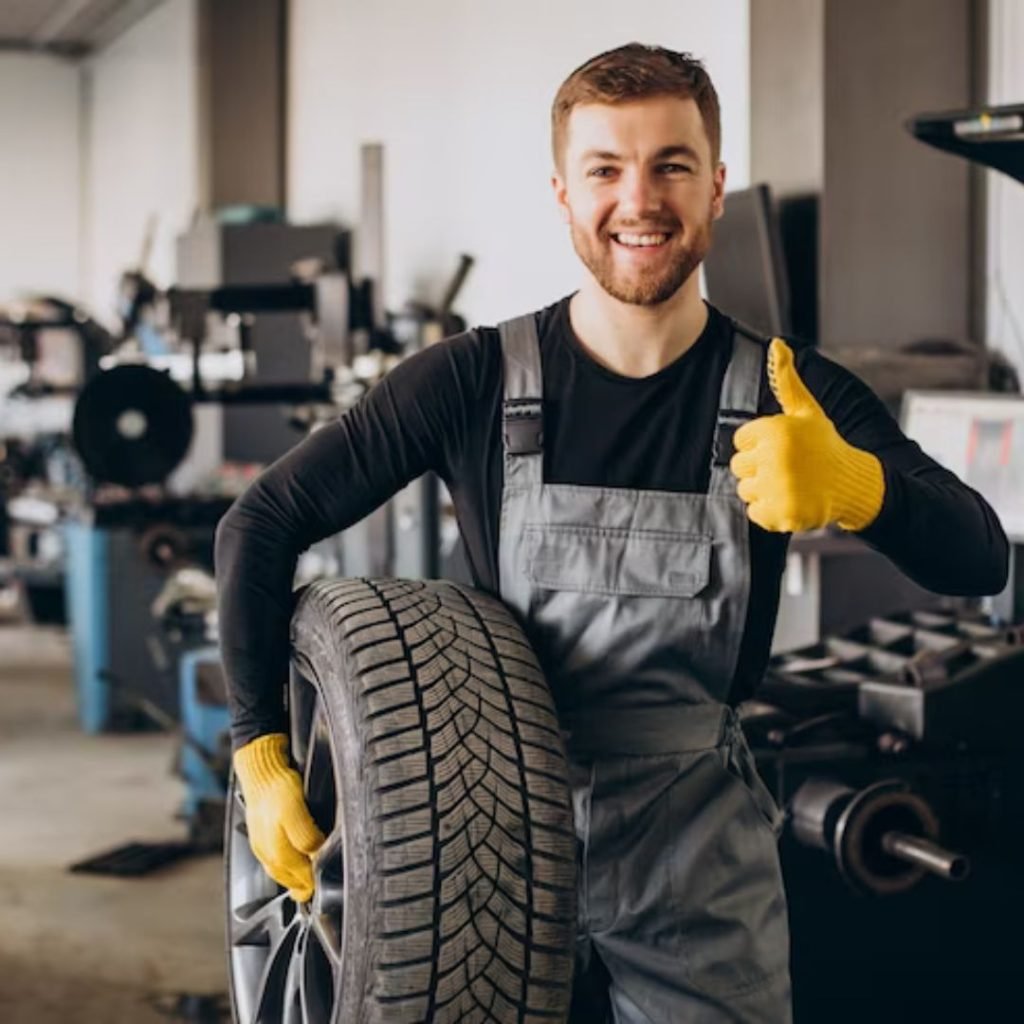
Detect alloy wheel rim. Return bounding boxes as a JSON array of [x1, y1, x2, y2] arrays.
[[227, 672, 343, 1023]]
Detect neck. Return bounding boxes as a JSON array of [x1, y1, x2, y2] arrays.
[[568, 273, 709, 378]]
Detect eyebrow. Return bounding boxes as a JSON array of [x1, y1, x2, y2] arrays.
[[580, 144, 702, 164]]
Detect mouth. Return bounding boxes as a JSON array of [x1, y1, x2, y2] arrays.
[[609, 230, 674, 252]]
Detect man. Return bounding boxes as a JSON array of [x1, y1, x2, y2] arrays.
[[216, 44, 1008, 1023]]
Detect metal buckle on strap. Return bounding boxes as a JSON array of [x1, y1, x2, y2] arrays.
[[503, 399, 543, 456], [713, 410, 757, 467]]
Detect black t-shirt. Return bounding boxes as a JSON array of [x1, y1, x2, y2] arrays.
[[215, 297, 1009, 747]]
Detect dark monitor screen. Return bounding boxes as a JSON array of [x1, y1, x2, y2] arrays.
[[703, 183, 791, 337]]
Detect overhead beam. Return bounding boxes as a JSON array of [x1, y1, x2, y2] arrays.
[[83, 0, 166, 53], [0, 37, 85, 58], [29, 0, 96, 46], [12, 0, 167, 57]]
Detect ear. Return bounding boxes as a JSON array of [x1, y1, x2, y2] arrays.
[[551, 171, 571, 225], [711, 162, 727, 221]]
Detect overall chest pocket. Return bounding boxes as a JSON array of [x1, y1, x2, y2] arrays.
[[523, 525, 712, 598]]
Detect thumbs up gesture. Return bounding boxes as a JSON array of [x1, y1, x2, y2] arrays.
[[729, 338, 885, 533]]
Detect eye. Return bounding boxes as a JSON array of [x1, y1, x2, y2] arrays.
[[587, 166, 616, 178], [658, 163, 693, 174]]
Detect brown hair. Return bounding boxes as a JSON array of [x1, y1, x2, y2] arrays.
[[551, 43, 721, 172]]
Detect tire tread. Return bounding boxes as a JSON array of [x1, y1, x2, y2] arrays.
[[293, 578, 576, 1024]]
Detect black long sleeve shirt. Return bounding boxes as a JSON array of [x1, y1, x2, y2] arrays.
[[215, 298, 1009, 748]]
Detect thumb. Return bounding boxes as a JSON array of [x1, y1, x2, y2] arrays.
[[768, 338, 820, 417]]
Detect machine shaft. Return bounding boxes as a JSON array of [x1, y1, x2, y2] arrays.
[[881, 831, 970, 881]]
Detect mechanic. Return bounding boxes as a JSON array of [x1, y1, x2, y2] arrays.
[[216, 43, 1009, 1023]]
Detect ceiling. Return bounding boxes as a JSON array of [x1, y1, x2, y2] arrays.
[[0, 0, 166, 57]]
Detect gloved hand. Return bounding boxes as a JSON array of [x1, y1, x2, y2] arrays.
[[730, 338, 885, 533], [232, 733, 325, 902]]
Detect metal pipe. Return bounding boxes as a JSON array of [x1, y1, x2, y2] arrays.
[[881, 831, 970, 882]]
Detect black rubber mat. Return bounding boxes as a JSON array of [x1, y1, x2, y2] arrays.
[[69, 840, 194, 876]]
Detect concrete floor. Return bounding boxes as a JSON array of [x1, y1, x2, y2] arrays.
[[0, 618, 227, 1023]]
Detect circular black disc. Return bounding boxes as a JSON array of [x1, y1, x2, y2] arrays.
[[72, 364, 193, 487]]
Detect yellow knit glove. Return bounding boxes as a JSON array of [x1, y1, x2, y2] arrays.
[[232, 733, 326, 902], [730, 338, 885, 533]]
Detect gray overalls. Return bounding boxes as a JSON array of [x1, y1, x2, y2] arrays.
[[496, 314, 792, 1023]]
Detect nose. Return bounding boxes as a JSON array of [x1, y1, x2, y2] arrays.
[[616, 166, 664, 219]]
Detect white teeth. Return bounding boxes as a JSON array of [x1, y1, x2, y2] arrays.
[[614, 233, 670, 247]]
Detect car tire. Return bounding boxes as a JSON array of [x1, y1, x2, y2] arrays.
[[226, 577, 578, 1023]]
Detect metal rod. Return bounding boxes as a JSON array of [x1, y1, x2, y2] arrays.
[[881, 831, 971, 882], [168, 285, 316, 317], [360, 143, 386, 330], [439, 254, 475, 317], [196, 383, 332, 405]]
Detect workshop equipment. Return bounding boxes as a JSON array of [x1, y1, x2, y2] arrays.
[[62, 244, 355, 734], [752, 82, 1024, 987], [910, 102, 1024, 184], [174, 218, 346, 465], [64, 501, 228, 732], [788, 777, 969, 895], [765, 607, 1024, 746], [751, 599, 1024, 1022], [0, 296, 115, 616], [0, 295, 114, 391], [761, 101, 1024, 1006], [177, 646, 231, 849], [65, 226, 466, 730], [72, 363, 195, 487]]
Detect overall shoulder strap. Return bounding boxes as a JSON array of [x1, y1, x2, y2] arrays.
[[498, 314, 544, 487], [709, 323, 767, 493]]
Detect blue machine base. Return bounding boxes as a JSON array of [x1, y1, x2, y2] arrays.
[[179, 646, 231, 822]]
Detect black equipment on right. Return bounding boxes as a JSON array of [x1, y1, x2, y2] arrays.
[[909, 103, 1024, 184], [789, 777, 969, 895]]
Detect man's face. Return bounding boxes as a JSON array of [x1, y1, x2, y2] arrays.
[[552, 96, 726, 306]]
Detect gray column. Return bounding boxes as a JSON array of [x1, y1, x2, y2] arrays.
[[750, 0, 987, 350], [197, 0, 286, 211]]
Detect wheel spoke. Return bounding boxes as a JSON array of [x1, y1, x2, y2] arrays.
[[313, 824, 344, 967], [309, 904, 343, 969], [231, 890, 295, 948], [252, 920, 300, 1024], [301, 925, 337, 1019], [232, 784, 249, 839], [316, 827, 343, 872], [281, 933, 304, 1024]]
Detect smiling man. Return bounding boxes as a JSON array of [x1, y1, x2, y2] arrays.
[[216, 44, 1008, 1023], [560, 98, 720, 309]]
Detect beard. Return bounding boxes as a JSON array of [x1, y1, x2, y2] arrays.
[[570, 210, 714, 306]]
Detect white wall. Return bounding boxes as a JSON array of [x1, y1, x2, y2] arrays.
[[82, 0, 198, 326], [986, 0, 1024, 377], [288, 0, 750, 325], [0, 54, 81, 304]]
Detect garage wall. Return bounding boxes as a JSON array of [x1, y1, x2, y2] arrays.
[[81, 0, 199, 326], [0, 54, 81, 304], [288, 0, 750, 325], [986, 0, 1024, 376]]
